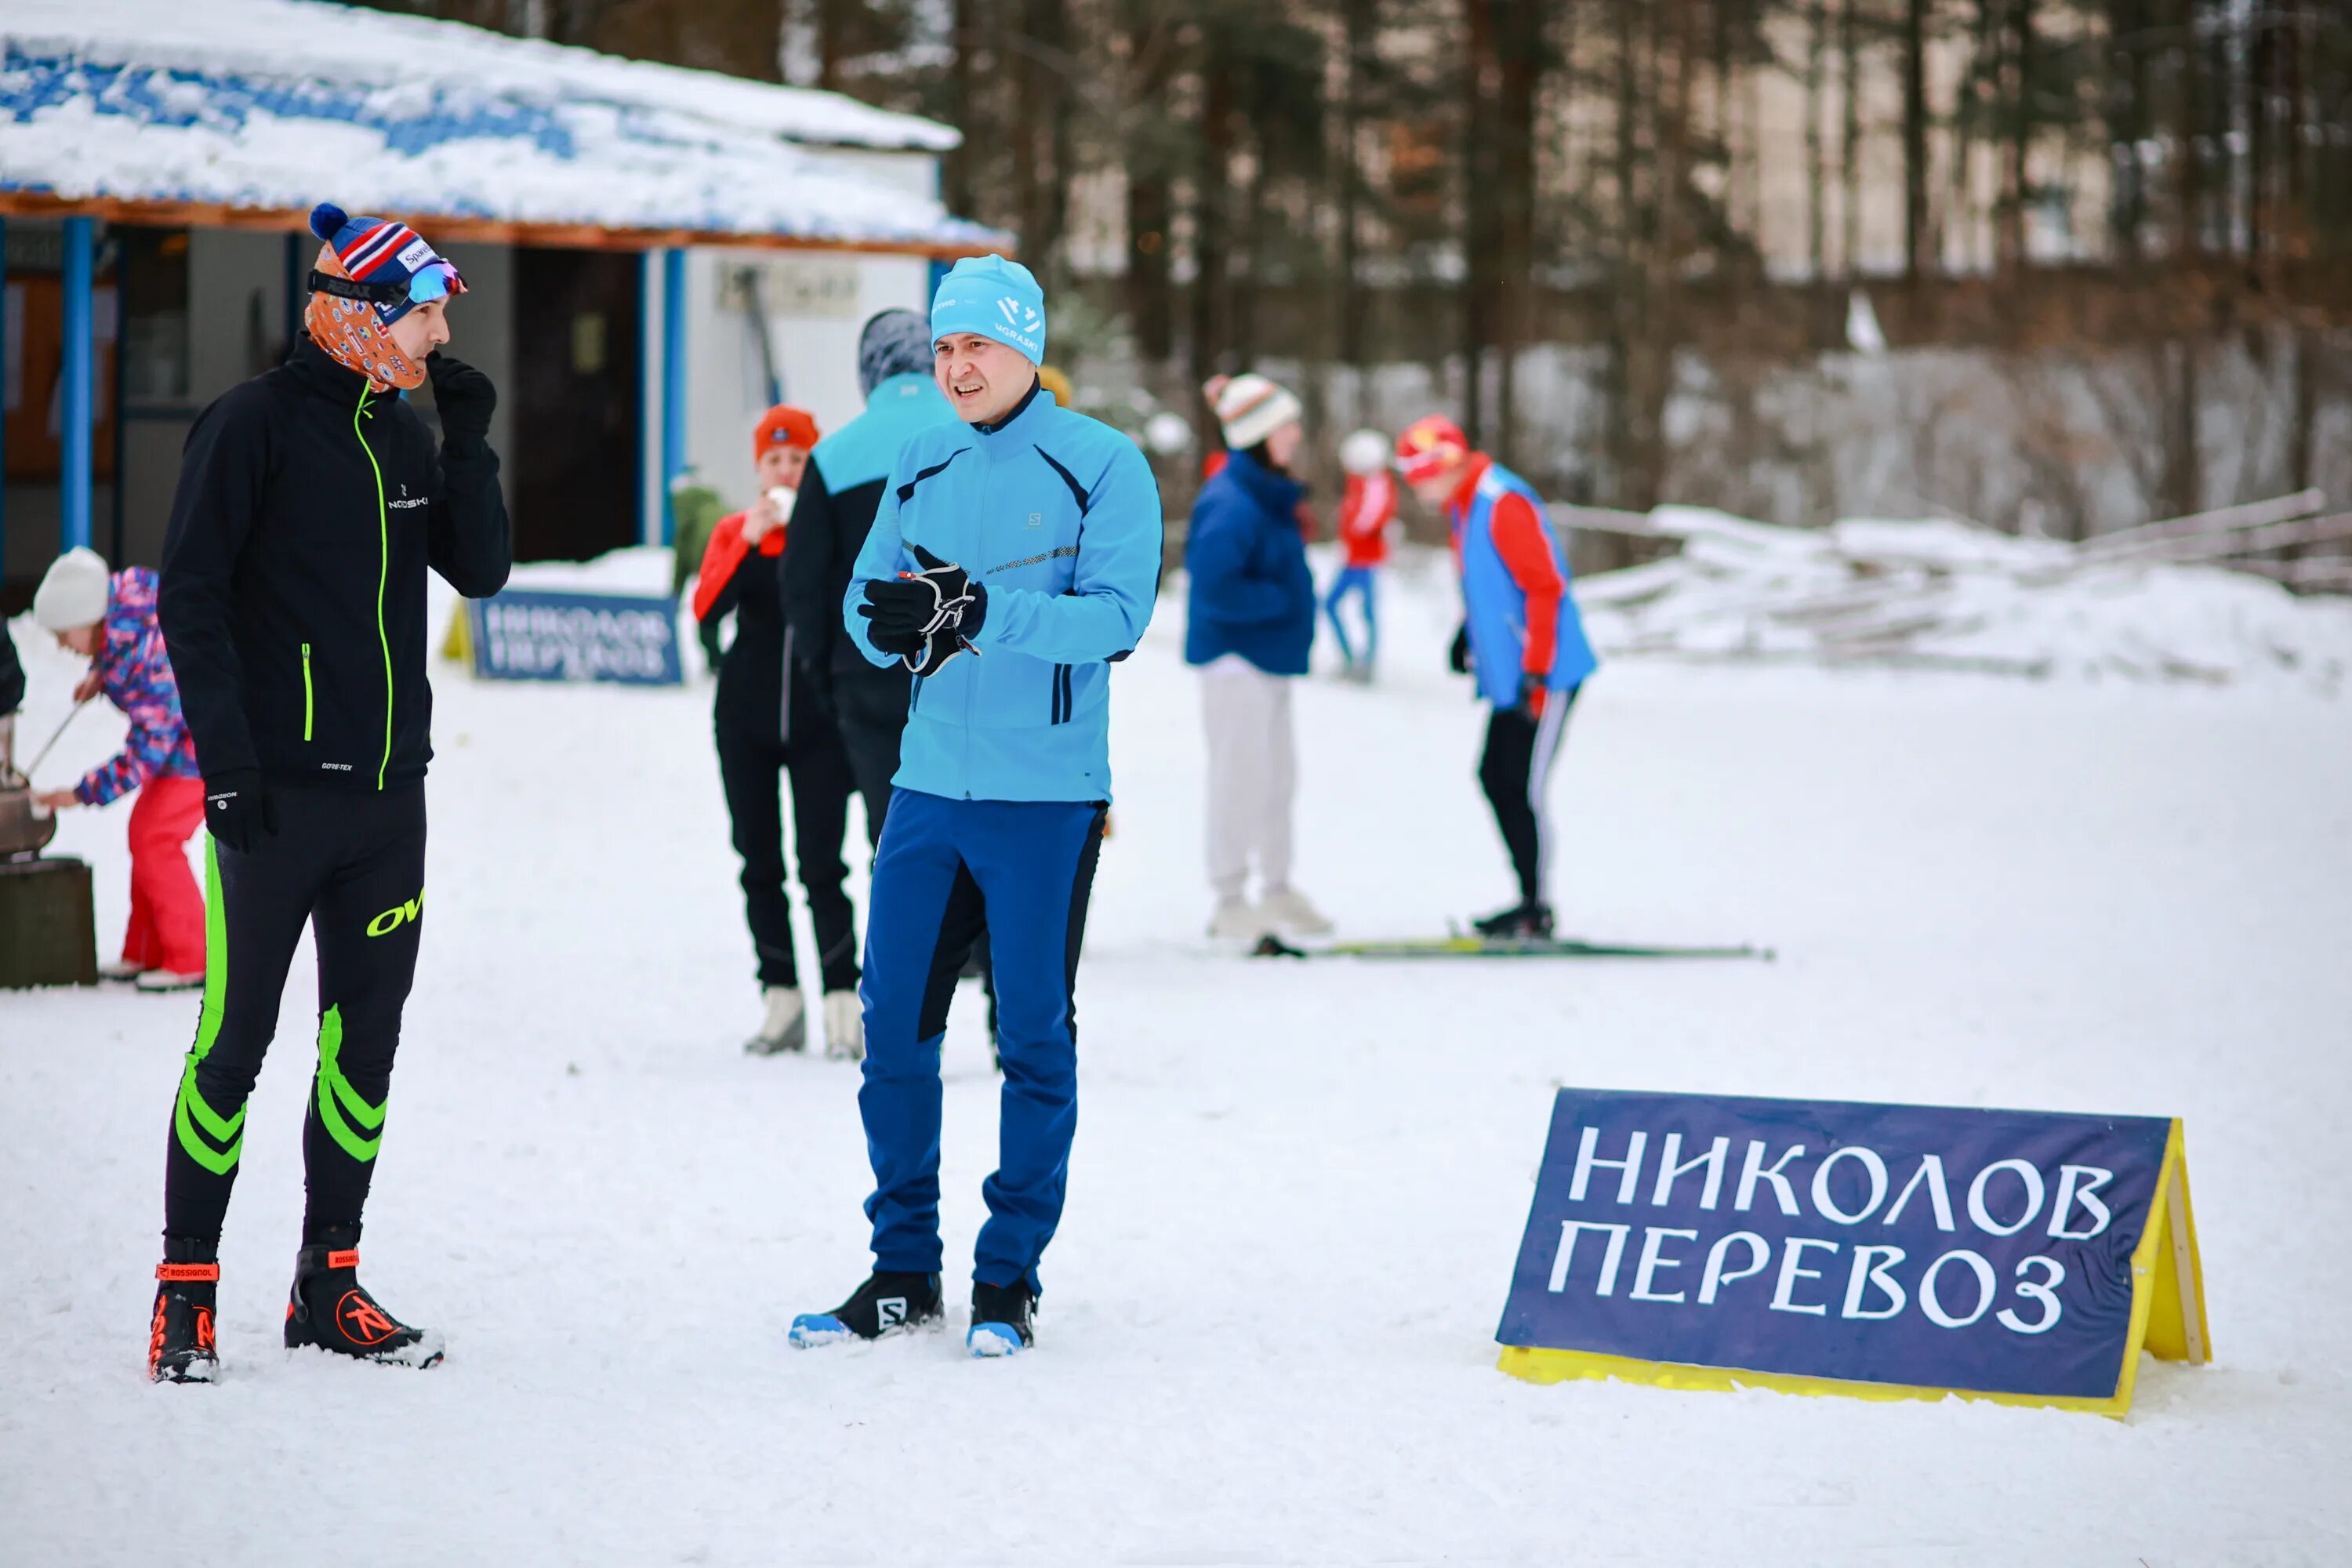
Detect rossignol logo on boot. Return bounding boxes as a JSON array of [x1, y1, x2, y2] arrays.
[[339, 1291, 401, 1346], [366, 889, 426, 938]]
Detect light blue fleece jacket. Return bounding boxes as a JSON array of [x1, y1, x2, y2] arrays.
[[844, 383, 1163, 802]]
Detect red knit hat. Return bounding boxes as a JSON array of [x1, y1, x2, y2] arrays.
[[754, 405, 820, 456], [1395, 415, 1470, 483]]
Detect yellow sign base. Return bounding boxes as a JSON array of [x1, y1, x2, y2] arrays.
[[1498, 1120, 2210, 1420]]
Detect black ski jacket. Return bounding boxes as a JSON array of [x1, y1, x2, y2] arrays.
[[159, 336, 510, 792]]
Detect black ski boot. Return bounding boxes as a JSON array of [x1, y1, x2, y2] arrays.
[[284, 1229, 444, 1368], [967, 1279, 1036, 1357], [1472, 901, 1555, 941], [790, 1270, 945, 1347], [148, 1235, 220, 1384]]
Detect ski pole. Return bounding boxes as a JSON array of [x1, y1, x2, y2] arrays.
[[22, 699, 93, 781]]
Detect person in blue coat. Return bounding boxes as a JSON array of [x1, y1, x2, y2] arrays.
[[1184, 372, 1330, 942], [789, 256, 1162, 1357]]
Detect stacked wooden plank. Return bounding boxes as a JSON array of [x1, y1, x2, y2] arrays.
[[1559, 493, 2352, 689]]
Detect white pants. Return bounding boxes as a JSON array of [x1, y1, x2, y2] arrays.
[[1200, 656, 1297, 902]]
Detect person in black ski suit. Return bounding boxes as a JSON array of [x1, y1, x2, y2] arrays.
[[145, 202, 510, 1383], [691, 404, 862, 1058]]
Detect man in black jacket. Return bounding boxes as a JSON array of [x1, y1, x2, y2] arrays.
[[779, 309, 960, 826], [146, 203, 510, 1383]]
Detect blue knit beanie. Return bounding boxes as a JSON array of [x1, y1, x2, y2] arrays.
[[930, 255, 1046, 364]]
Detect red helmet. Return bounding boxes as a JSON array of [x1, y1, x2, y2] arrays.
[[1395, 415, 1469, 483]]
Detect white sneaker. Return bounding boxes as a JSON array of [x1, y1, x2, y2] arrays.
[[99, 960, 146, 982], [744, 986, 807, 1055], [1258, 887, 1334, 936], [822, 989, 864, 1062], [133, 968, 204, 993], [1207, 898, 1269, 941]]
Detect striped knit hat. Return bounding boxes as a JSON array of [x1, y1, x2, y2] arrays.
[[307, 203, 465, 325], [1214, 373, 1304, 452]]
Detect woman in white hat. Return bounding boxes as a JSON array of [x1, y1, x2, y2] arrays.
[[1181, 373, 1333, 941]]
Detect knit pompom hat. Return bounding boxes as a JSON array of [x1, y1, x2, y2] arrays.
[[307, 203, 465, 325], [1214, 373, 1304, 452]]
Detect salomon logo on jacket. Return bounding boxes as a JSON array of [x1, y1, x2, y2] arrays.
[[844, 383, 1162, 803]]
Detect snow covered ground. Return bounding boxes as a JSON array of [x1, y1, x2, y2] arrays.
[[4, 557, 2350, 1564]]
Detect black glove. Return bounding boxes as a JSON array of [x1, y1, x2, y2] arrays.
[[907, 625, 975, 677], [1514, 672, 1549, 721], [1448, 623, 1471, 674], [426, 351, 496, 446], [202, 770, 278, 854], [858, 545, 988, 666]]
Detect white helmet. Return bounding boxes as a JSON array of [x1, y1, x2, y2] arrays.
[[1339, 428, 1391, 476]]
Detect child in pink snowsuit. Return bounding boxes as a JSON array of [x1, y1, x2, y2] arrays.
[[32, 549, 207, 985]]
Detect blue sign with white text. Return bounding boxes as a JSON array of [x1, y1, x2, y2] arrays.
[[1498, 1090, 2174, 1399], [469, 590, 683, 687]]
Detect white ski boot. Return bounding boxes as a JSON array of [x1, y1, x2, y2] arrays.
[[744, 986, 807, 1055], [1208, 897, 1269, 941], [822, 989, 864, 1062], [1258, 887, 1334, 937]]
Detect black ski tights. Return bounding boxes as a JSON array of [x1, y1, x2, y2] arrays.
[[1477, 688, 1577, 906], [165, 786, 425, 1247]]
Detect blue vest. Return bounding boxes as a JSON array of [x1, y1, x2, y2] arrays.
[[1456, 462, 1599, 706]]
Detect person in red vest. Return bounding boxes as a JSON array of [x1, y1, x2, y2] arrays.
[[694, 405, 861, 1058], [1323, 429, 1396, 682], [1395, 415, 1599, 939]]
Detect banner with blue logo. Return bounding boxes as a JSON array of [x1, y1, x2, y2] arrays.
[[466, 590, 683, 687], [1497, 1090, 2209, 1416]]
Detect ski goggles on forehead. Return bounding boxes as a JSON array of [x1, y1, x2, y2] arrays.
[[308, 260, 465, 310]]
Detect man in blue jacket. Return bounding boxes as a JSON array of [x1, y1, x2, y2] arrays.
[[789, 256, 1161, 1356]]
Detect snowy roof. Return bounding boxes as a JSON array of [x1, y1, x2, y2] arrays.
[[0, 0, 1001, 255]]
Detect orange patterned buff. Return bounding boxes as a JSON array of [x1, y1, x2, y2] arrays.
[[303, 244, 428, 393]]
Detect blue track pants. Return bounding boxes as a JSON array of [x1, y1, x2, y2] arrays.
[[857, 788, 1105, 1293]]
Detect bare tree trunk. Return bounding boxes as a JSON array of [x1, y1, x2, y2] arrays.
[[2171, 0, 2201, 257], [2160, 338, 2202, 516], [1123, 2, 1175, 361], [2107, 0, 2148, 260], [1615, 0, 1688, 515], [1809, 0, 1829, 279], [1338, 0, 1374, 372], [817, 0, 848, 90], [1903, 0, 1929, 278], [1189, 31, 1235, 448], [1843, 0, 1864, 277], [1494, 0, 1541, 466], [1998, 0, 2034, 270], [1604, 0, 1642, 515], [1009, 0, 1063, 274], [2288, 323, 2318, 491], [943, 0, 977, 216], [1461, 0, 1499, 448]]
